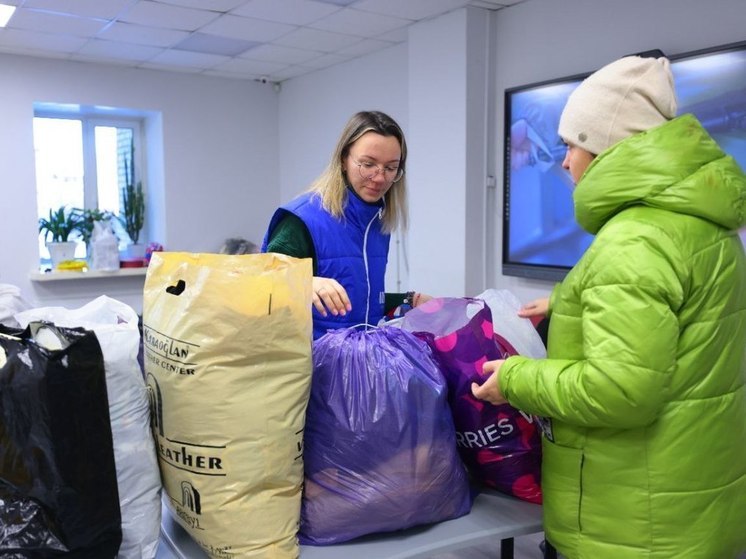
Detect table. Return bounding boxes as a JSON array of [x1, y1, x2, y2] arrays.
[[159, 489, 544, 559]]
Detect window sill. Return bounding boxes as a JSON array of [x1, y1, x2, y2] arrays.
[[30, 267, 147, 282]]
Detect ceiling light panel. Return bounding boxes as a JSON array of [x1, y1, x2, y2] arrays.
[[98, 21, 189, 47], [174, 32, 260, 56]]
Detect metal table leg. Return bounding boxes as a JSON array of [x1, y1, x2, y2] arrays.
[[500, 537, 514, 559]]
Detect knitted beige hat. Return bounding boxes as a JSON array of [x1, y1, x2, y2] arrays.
[[558, 56, 677, 155]]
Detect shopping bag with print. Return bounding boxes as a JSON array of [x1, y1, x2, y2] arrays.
[[401, 297, 542, 503]]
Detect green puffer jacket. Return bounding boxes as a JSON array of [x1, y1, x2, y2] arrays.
[[500, 114, 746, 559]]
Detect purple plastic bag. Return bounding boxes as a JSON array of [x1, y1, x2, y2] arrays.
[[300, 326, 472, 545], [401, 298, 542, 504]]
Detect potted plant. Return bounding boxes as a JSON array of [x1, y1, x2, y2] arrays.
[[119, 181, 145, 243], [118, 139, 146, 259], [38, 206, 82, 269]]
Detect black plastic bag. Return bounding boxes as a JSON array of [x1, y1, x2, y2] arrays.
[[0, 323, 121, 558]]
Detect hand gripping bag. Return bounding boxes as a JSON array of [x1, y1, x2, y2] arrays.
[[300, 326, 472, 545], [0, 323, 122, 558], [15, 296, 161, 559], [143, 252, 312, 559], [401, 298, 542, 504]]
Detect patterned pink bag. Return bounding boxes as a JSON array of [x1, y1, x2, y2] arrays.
[[400, 297, 542, 503]]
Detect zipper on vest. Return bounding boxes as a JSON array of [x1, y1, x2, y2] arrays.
[[362, 208, 383, 327]]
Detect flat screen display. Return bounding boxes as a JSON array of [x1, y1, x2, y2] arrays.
[[502, 41, 746, 281]]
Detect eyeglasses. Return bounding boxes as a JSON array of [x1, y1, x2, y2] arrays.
[[352, 159, 404, 183]]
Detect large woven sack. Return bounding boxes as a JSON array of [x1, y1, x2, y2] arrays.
[[144, 252, 312, 558]]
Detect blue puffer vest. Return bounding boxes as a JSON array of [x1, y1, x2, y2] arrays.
[[263, 191, 390, 339]]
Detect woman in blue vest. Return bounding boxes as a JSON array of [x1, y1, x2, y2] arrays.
[[262, 110, 429, 339]]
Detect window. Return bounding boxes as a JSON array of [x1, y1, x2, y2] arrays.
[[33, 105, 146, 264]]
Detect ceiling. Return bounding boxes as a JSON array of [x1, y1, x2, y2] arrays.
[[0, 0, 525, 83]]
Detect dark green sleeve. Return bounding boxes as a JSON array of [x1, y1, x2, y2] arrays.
[[265, 213, 317, 274], [385, 292, 407, 313]]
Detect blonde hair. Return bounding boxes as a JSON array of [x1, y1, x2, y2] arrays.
[[307, 111, 408, 233]]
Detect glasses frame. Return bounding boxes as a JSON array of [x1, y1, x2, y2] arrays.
[[351, 159, 404, 183]]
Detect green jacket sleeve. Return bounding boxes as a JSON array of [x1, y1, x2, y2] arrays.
[[499, 218, 685, 429]]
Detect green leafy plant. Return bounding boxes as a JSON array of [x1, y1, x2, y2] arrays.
[[118, 139, 145, 244], [72, 207, 114, 245], [38, 206, 82, 243]]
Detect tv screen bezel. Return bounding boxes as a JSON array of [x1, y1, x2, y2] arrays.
[[501, 39, 746, 282]]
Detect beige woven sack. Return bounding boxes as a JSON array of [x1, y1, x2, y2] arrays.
[[143, 252, 312, 558]]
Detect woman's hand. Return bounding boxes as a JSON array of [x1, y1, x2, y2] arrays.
[[471, 359, 507, 405], [518, 297, 549, 318], [312, 277, 352, 317], [414, 293, 432, 307]]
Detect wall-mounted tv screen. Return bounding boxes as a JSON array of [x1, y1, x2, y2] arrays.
[[503, 41, 746, 282]]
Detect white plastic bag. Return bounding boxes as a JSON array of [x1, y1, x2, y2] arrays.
[[0, 284, 31, 327], [15, 296, 161, 559], [90, 220, 120, 271], [475, 289, 547, 358]]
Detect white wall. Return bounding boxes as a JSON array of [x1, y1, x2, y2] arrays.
[[0, 54, 279, 312], [490, 0, 746, 303], [408, 7, 491, 298]]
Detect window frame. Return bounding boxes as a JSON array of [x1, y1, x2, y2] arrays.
[[33, 106, 147, 263]]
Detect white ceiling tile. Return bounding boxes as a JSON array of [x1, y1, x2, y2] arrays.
[[300, 51, 351, 69], [314, 0, 356, 6], [335, 37, 393, 58], [119, 1, 220, 31], [308, 7, 410, 38], [272, 67, 314, 80], [354, 0, 470, 20], [273, 26, 361, 52], [174, 32, 260, 56], [139, 60, 205, 74], [239, 43, 322, 65], [98, 21, 189, 48], [149, 48, 230, 68], [9, 8, 107, 37], [0, 46, 73, 61], [202, 68, 255, 79], [0, 27, 87, 53], [214, 56, 288, 74], [231, 0, 341, 26], [69, 52, 140, 67], [155, 0, 248, 11], [21, 0, 134, 20], [77, 38, 163, 61], [200, 13, 297, 42], [374, 26, 408, 43], [268, 64, 315, 81]]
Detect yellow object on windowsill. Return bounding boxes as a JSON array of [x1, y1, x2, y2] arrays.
[[56, 260, 88, 272]]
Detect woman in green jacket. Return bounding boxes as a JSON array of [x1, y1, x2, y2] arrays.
[[474, 55, 746, 558]]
